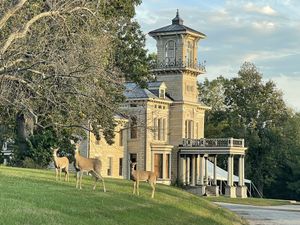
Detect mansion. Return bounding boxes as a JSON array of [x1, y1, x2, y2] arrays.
[[79, 11, 248, 198]]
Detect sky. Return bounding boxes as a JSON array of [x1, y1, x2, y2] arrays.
[[135, 0, 300, 111]]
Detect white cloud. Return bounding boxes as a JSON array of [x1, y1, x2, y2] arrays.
[[244, 2, 277, 16], [252, 21, 276, 30], [243, 50, 296, 62], [135, 8, 159, 25]]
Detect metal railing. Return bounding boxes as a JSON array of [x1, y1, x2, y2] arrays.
[[182, 138, 244, 148], [150, 57, 206, 73]]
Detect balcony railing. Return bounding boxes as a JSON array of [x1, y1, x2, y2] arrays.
[[182, 138, 244, 148], [150, 57, 206, 73]]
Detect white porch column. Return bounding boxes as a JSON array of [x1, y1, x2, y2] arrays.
[[227, 155, 233, 186], [163, 153, 166, 180], [180, 155, 186, 185], [199, 155, 204, 186], [204, 156, 208, 185], [237, 155, 247, 198], [213, 155, 217, 186], [186, 156, 190, 185], [241, 155, 245, 186], [225, 154, 236, 198], [196, 155, 200, 185], [191, 155, 196, 186], [238, 155, 243, 186]]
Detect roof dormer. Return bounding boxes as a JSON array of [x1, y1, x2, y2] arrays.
[[148, 81, 167, 99]]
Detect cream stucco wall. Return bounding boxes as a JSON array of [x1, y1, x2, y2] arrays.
[[88, 121, 128, 179]]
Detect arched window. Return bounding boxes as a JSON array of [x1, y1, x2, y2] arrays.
[[130, 116, 137, 139], [186, 41, 193, 67], [165, 40, 176, 63]]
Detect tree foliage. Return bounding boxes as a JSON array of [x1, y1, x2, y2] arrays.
[[0, 0, 149, 164]]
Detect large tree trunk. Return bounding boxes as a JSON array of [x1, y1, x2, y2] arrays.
[[16, 113, 29, 158]]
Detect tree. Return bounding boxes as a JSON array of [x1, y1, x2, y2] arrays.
[[199, 62, 290, 195], [0, 1, 127, 161], [102, 0, 153, 86]]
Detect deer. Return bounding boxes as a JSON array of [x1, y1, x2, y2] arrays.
[[130, 162, 157, 198], [74, 142, 106, 192], [52, 148, 69, 182]]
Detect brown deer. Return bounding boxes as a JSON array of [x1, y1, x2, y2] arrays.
[[74, 143, 106, 192], [130, 162, 157, 198], [52, 148, 69, 181]]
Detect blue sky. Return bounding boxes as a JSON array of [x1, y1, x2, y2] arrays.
[[135, 0, 300, 111]]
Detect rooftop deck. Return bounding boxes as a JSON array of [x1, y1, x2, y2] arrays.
[[179, 138, 247, 155]]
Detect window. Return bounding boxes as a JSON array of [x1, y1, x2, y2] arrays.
[[129, 154, 137, 172], [165, 40, 176, 62], [186, 41, 193, 67], [159, 89, 165, 99], [107, 157, 113, 176], [185, 120, 194, 138], [119, 158, 123, 176], [154, 118, 158, 140], [154, 118, 167, 141], [130, 154, 137, 163], [154, 154, 163, 179], [158, 118, 162, 140], [119, 130, 123, 146], [130, 116, 137, 139], [163, 118, 166, 141]]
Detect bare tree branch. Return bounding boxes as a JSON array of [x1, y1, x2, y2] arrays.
[[1, 11, 60, 55], [0, 0, 28, 30]]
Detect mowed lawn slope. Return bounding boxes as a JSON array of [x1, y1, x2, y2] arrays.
[[0, 166, 246, 225]]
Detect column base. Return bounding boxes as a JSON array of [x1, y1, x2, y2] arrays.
[[236, 186, 247, 198], [206, 185, 219, 196], [225, 186, 236, 198], [185, 185, 206, 196]]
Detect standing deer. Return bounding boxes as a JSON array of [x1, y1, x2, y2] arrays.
[[52, 148, 69, 181], [130, 162, 157, 198], [74, 143, 106, 192]]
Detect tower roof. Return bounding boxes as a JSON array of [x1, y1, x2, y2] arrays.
[[149, 10, 206, 38], [172, 9, 183, 25]]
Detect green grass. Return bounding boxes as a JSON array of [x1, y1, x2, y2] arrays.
[[206, 196, 291, 206], [0, 166, 247, 225]]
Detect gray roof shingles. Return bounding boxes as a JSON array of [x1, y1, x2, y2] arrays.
[[149, 10, 206, 37]]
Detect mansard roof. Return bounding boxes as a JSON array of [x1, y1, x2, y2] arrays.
[[124, 82, 172, 101], [147, 81, 166, 89], [149, 10, 206, 38]]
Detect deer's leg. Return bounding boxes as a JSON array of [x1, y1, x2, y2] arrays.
[[55, 168, 58, 181], [137, 181, 140, 196], [93, 175, 98, 191], [79, 171, 83, 189], [66, 166, 69, 182], [98, 173, 106, 193], [76, 171, 80, 188], [151, 182, 156, 198], [133, 181, 136, 195], [59, 168, 62, 181]]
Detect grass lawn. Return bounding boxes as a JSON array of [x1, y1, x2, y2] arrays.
[[0, 166, 247, 225], [206, 196, 291, 206]]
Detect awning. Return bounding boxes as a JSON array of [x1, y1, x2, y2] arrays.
[[207, 160, 251, 184]]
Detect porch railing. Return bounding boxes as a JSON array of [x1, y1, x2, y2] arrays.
[[182, 138, 244, 148]]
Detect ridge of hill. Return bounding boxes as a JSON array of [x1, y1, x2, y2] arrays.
[[0, 166, 246, 225]]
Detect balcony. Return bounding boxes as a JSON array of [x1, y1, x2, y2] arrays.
[[150, 57, 206, 74], [179, 138, 246, 155]]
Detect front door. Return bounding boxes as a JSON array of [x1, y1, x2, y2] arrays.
[[154, 153, 163, 179]]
